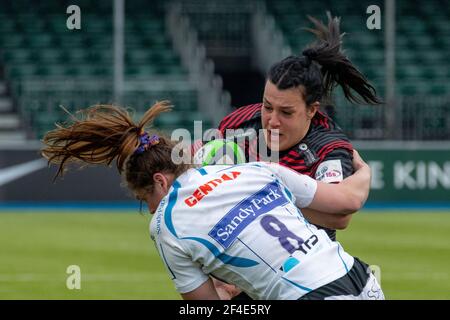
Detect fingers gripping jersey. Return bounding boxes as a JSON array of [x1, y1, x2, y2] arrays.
[[150, 163, 354, 299]]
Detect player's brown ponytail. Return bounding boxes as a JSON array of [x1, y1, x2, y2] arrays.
[[41, 101, 190, 192]]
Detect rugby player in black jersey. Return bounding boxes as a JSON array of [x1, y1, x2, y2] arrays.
[[204, 13, 382, 242], [198, 13, 382, 299]]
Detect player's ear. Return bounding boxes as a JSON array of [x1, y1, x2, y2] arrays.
[[153, 173, 169, 192], [153, 173, 165, 186], [306, 101, 319, 119]]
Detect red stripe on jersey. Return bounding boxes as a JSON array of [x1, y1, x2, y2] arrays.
[[230, 104, 261, 128], [316, 141, 353, 158], [312, 111, 330, 130], [286, 149, 301, 158], [279, 163, 312, 176], [219, 106, 246, 131], [219, 117, 234, 133], [315, 144, 350, 163], [279, 160, 308, 170], [310, 141, 353, 175], [219, 113, 236, 132], [219, 104, 261, 132], [322, 115, 330, 129], [279, 161, 310, 171], [281, 155, 305, 164], [229, 104, 258, 128]]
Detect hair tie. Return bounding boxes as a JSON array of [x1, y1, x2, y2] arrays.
[[301, 48, 317, 67], [135, 131, 159, 155]]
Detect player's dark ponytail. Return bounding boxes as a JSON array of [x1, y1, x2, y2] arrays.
[[268, 12, 382, 106]]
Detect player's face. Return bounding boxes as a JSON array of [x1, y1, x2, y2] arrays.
[[143, 191, 164, 214], [135, 172, 175, 214], [261, 81, 318, 151]]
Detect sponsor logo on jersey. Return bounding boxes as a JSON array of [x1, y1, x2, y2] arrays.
[[184, 171, 242, 207], [315, 159, 343, 183], [208, 181, 289, 248], [155, 198, 166, 235]]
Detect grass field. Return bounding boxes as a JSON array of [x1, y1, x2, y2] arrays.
[[0, 210, 449, 300]]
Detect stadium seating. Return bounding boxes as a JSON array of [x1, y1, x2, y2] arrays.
[[0, 0, 448, 140], [0, 0, 200, 139], [264, 0, 450, 139]]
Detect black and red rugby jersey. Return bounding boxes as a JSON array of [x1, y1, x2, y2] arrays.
[[217, 103, 355, 241]]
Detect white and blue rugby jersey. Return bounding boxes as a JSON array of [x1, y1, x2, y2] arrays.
[[150, 162, 354, 299]]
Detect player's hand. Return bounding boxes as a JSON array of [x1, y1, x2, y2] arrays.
[[212, 278, 242, 300]]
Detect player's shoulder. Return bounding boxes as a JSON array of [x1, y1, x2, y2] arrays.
[[150, 182, 189, 235], [277, 111, 353, 174], [307, 111, 353, 153], [311, 110, 347, 135], [218, 103, 262, 132], [151, 190, 192, 242]]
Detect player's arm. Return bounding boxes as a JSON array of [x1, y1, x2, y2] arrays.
[[153, 232, 219, 300], [308, 150, 370, 214], [301, 210, 352, 230], [181, 278, 222, 300], [269, 150, 370, 214], [301, 148, 355, 229]]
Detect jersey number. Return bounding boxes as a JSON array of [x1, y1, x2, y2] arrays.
[[260, 215, 304, 254]]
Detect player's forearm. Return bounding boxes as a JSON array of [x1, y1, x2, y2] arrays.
[[339, 160, 371, 211], [301, 208, 352, 230], [308, 158, 370, 214]]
